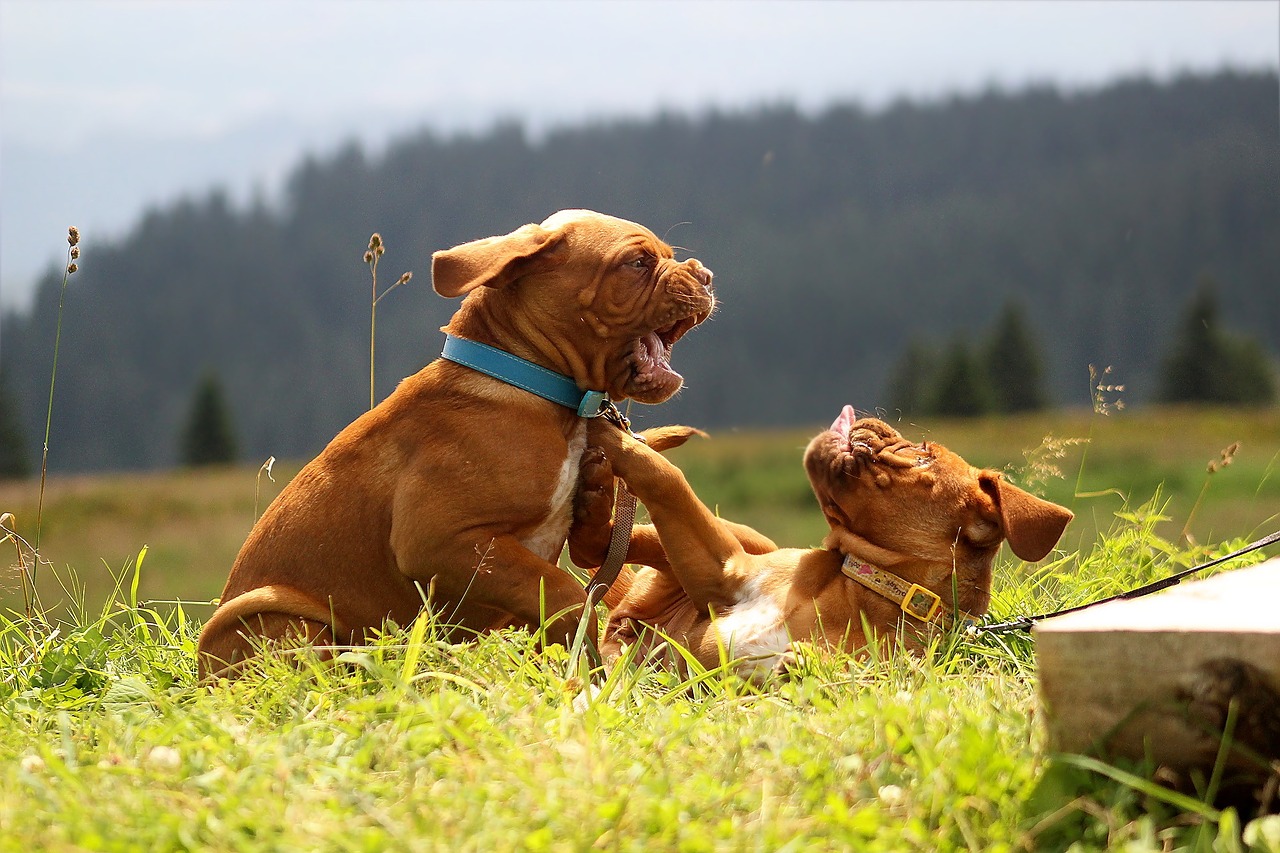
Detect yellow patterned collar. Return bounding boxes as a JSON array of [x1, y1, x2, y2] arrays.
[[840, 554, 978, 629]]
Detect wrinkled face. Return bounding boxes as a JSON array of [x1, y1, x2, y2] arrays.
[[804, 408, 1006, 564], [432, 209, 715, 404], [542, 211, 715, 403], [803, 407, 1071, 615], [802, 409, 1007, 615]]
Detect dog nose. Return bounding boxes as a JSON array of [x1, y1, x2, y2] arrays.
[[693, 263, 713, 290]]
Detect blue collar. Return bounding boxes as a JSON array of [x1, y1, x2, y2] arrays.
[[440, 334, 610, 418]]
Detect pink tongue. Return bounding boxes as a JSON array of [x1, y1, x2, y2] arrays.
[[643, 332, 664, 363], [830, 404, 857, 436]]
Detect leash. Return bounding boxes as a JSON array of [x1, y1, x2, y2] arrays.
[[585, 402, 644, 605], [440, 334, 640, 601], [978, 528, 1280, 634]]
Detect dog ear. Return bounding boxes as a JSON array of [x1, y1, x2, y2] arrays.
[[431, 224, 565, 297], [980, 472, 1073, 562]]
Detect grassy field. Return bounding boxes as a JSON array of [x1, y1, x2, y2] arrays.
[[2, 406, 1277, 619], [1, 406, 1278, 850]]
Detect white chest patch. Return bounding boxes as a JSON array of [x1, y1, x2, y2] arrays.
[[713, 572, 791, 677], [520, 420, 587, 563]]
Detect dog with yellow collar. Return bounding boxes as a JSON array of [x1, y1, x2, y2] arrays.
[[571, 408, 1073, 676]]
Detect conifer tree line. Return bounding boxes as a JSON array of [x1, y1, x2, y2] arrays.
[[888, 301, 1050, 418], [0, 70, 1276, 473], [885, 286, 1276, 420], [1156, 278, 1276, 406]]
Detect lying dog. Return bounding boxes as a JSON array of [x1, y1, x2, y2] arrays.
[[572, 408, 1073, 676], [197, 210, 715, 679]]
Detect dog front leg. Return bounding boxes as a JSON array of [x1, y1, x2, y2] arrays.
[[573, 430, 777, 574], [593, 427, 752, 609]]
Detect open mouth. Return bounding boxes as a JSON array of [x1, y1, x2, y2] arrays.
[[628, 311, 707, 401]]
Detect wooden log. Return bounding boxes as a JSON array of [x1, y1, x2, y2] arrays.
[[1035, 556, 1280, 771]]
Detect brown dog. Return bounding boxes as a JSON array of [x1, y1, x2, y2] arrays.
[[197, 210, 715, 678], [573, 407, 1073, 676]]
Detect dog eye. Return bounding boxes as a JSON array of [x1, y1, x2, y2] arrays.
[[623, 255, 652, 270]]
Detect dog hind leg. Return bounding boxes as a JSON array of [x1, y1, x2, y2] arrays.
[[197, 612, 339, 680], [196, 584, 347, 681]]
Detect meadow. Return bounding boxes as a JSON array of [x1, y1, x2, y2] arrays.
[[1, 406, 1278, 850]]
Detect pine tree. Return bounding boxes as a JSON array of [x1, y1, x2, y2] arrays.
[[180, 371, 239, 467], [985, 301, 1049, 413], [0, 369, 30, 479], [1158, 280, 1277, 406], [931, 337, 996, 418], [885, 339, 936, 417]]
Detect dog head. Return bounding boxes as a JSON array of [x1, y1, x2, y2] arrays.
[[803, 406, 1073, 615], [431, 210, 715, 404]]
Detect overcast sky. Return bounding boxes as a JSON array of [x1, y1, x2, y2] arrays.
[[2, 0, 1277, 311]]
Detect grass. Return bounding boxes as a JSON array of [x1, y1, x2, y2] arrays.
[[6, 406, 1276, 620], [1, 407, 1279, 850]]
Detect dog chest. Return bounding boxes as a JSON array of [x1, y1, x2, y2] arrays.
[[713, 573, 791, 676], [520, 420, 588, 563]]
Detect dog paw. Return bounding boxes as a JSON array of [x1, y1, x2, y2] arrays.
[[770, 648, 801, 679], [569, 447, 616, 568], [586, 419, 705, 456], [638, 425, 708, 453], [769, 642, 823, 680]]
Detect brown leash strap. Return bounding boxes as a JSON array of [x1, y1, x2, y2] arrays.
[[585, 401, 645, 605], [586, 480, 637, 605]]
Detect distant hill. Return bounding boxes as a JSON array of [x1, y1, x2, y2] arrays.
[[2, 70, 1277, 473]]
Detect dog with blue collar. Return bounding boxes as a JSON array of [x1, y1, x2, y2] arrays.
[[199, 210, 715, 679]]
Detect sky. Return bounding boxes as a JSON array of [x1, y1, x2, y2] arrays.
[[1, 0, 1277, 312]]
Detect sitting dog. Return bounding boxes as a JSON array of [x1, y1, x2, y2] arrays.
[[572, 407, 1073, 676], [197, 210, 715, 679]]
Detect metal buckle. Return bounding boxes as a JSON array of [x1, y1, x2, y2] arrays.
[[577, 391, 609, 418], [597, 399, 646, 444], [902, 584, 943, 623]]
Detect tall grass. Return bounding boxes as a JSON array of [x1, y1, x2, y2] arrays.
[[2, 487, 1276, 850], [363, 232, 412, 410], [26, 228, 81, 618]]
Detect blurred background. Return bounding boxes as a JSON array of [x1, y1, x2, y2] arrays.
[[0, 2, 1278, 610], [1, 0, 1276, 473]]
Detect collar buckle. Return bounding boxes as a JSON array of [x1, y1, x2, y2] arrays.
[[576, 390, 609, 418], [841, 554, 969, 628], [901, 584, 943, 623]]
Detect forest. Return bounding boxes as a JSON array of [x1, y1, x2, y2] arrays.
[[1, 70, 1276, 473]]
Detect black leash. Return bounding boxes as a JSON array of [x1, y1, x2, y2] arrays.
[[977, 528, 1280, 634]]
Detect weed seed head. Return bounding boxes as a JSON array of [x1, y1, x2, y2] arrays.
[[66, 263, 78, 275], [67, 226, 80, 247], [1207, 441, 1240, 474], [364, 250, 375, 265], [396, 271, 412, 286], [1088, 365, 1125, 416], [70, 246, 80, 260], [1018, 434, 1089, 490]]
